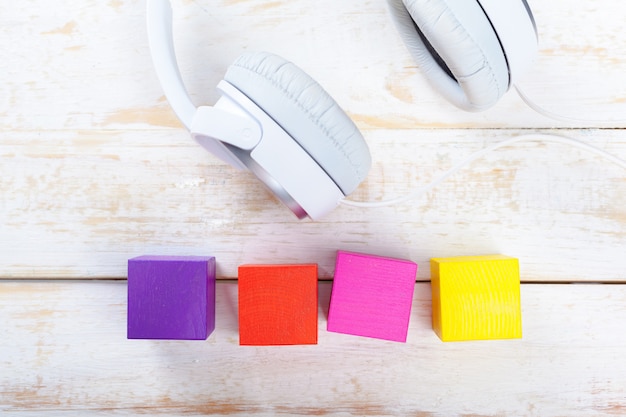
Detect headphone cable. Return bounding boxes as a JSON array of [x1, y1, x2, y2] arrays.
[[514, 84, 626, 126], [340, 133, 626, 208]]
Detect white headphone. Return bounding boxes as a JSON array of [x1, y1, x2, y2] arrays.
[[147, 0, 371, 220], [146, 0, 538, 219]]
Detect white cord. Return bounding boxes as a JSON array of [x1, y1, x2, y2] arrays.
[[339, 133, 626, 209], [514, 85, 626, 126]]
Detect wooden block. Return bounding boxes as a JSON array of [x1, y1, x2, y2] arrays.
[[327, 250, 418, 342], [430, 255, 522, 342], [127, 255, 216, 340], [238, 264, 318, 346]]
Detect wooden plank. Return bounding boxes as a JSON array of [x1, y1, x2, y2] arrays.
[[2, 280, 626, 416], [0, 0, 625, 131], [2, 129, 626, 281]]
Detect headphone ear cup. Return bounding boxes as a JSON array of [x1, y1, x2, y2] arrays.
[[389, 0, 510, 111], [223, 51, 371, 195]]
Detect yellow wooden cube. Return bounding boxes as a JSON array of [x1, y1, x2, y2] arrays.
[[430, 255, 522, 342]]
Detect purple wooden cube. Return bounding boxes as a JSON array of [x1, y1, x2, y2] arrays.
[[127, 255, 216, 340]]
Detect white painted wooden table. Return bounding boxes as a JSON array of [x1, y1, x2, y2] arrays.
[[2, 1, 626, 415]]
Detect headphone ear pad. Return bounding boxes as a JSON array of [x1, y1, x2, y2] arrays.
[[389, 0, 510, 111], [224, 51, 371, 195]]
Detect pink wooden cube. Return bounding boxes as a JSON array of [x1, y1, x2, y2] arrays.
[[327, 250, 417, 342]]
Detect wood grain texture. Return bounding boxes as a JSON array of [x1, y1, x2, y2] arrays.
[[3, 1, 626, 415], [2, 280, 626, 416]]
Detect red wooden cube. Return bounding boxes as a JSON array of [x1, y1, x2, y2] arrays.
[[238, 264, 318, 345]]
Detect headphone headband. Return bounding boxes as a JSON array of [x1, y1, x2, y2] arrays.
[[146, 0, 195, 129]]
